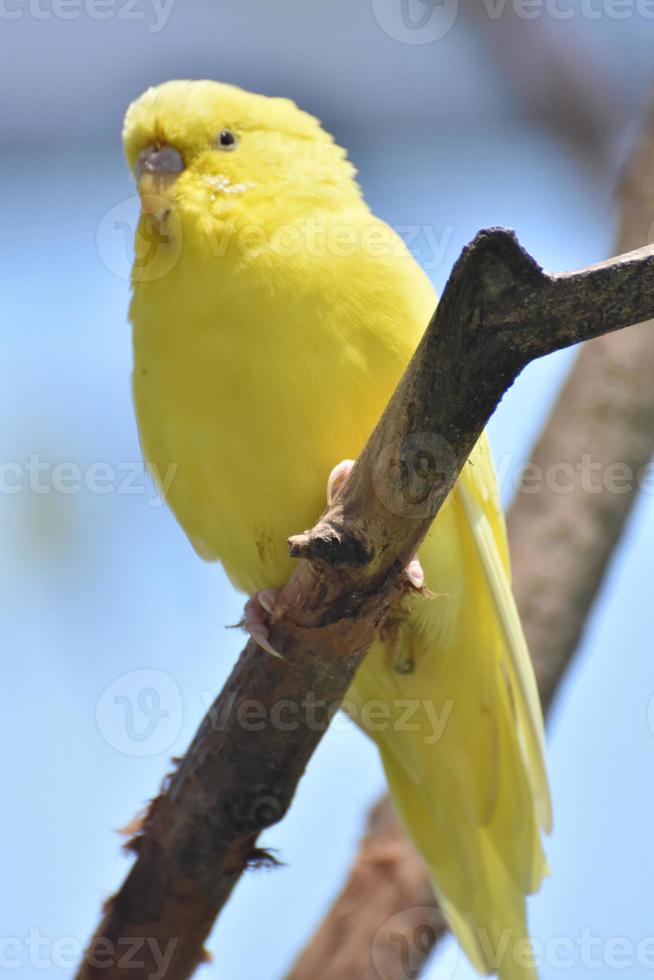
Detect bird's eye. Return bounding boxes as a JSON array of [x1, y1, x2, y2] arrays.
[[216, 129, 239, 151]]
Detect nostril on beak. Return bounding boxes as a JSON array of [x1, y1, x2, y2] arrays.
[[135, 144, 185, 180]]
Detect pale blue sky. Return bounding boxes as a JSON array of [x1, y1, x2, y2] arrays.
[[2, 5, 654, 979]]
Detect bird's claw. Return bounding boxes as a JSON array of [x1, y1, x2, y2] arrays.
[[241, 457, 425, 660], [242, 588, 283, 659], [404, 555, 425, 591], [327, 458, 356, 504]]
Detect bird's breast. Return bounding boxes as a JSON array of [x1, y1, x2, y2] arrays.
[[131, 292, 399, 594]]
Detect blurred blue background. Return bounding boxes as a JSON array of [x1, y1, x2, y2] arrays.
[[2, 1, 654, 977]]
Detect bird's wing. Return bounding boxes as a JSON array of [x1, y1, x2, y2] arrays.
[[458, 435, 552, 833], [347, 434, 550, 979]]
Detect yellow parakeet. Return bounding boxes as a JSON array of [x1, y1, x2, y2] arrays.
[[122, 80, 551, 980]]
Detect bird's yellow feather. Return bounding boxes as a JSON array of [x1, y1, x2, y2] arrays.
[[123, 79, 551, 979]]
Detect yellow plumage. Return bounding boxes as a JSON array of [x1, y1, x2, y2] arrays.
[[123, 80, 551, 979]]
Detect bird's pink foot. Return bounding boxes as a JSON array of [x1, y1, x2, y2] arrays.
[[242, 588, 283, 659], [327, 458, 355, 504], [326, 459, 425, 591], [404, 555, 425, 590]]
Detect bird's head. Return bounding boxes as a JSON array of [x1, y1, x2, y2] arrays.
[[122, 79, 362, 277]]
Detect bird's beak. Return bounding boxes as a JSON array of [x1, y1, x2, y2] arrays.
[[134, 144, 184, 224]]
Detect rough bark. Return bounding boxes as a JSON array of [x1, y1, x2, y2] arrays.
[[76, 229, 654, 980]]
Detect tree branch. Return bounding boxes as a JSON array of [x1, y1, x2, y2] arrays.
[[287, 318, 654, 980], [76, 230, 654, 980], [287, 104, 654, 980]]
